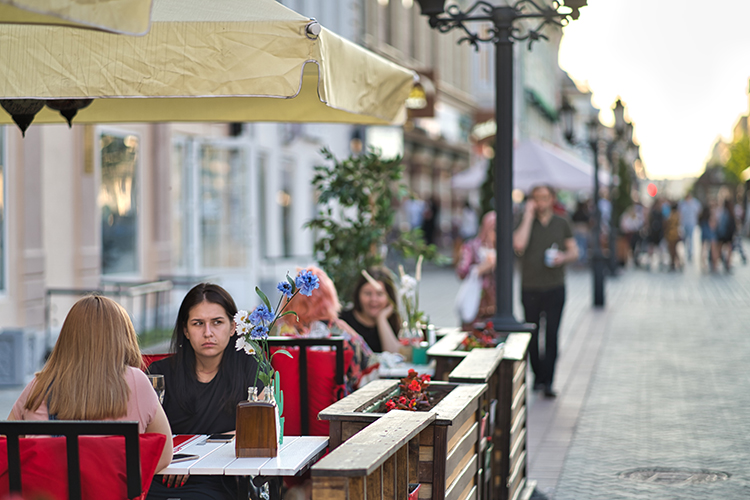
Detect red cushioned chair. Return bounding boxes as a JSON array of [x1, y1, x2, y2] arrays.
[[0, 421, 165, 500], [268, 336, 350, 436]]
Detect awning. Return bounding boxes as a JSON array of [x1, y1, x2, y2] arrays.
[[513, 139, 610, 192], [451, 139, 610, 192], [0, 0, 415, 129], [0, 0, 153, 35]]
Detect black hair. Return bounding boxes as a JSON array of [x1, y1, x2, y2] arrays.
[[169, 283, 261, 414], [352, 267, 402, 334]]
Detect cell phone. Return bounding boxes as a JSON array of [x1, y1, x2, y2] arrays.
[[206, 433, 234, 442], [171, 453, 200, 463]]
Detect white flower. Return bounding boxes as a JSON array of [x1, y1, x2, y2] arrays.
[[235, 321, 250, 337], [235, 337, 256, 355], [399, 275, 418, 302], [234, 310, 250, 325]]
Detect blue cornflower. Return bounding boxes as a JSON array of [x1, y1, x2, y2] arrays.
[[249, 304, 274, 325], [251, 325, 269, 340], [295, 270, 320, 297], [277, 281, 293, 299]]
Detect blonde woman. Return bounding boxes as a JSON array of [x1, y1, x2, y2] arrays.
[[8, 295, 173, 472]]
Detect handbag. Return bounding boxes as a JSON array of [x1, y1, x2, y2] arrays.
[[455, 266, 483, 324]]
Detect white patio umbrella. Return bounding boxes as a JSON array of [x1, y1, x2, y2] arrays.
[[0, 0, 415, 133], [0, 0, 153, 35]]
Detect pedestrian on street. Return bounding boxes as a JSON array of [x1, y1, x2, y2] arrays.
[[678, 192, 701, 262], [456, 211, 497, 329], [513, 186, 578, 398], [664, 201, 682, 271], [699, 201, 719, 272], [716, 199, 737, 273]]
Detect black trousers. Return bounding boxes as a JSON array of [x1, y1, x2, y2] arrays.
[[522, 286, 566, 387]]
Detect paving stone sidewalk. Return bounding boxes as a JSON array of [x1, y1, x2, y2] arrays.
[[531, 252, 750, 499]]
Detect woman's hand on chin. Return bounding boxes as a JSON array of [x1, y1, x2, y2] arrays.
[[377, 303, 394, 321]]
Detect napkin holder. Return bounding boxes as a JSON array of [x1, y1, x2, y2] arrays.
[[235, 400, 279, 458]]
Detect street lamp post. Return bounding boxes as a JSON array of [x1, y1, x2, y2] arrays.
[[587, 119, 606, 306], [414, 0, 586, 332], [559, 102, 605, 306]]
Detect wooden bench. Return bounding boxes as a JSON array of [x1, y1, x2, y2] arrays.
[[312, 410, 436, 500], [320, 380, 486, 500], [449, 333, 531, 500]]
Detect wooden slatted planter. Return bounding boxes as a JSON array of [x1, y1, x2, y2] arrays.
[[448, 333, 531, 500], [426, 331, 473, 382], [312, 410, 435, 500], [319, 380, 486, 500]]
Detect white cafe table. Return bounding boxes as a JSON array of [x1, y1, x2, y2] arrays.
[[158, 435, 328, 500]]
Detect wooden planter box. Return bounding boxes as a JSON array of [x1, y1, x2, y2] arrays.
[[448, 333, 531, 500], [319, 380, 487, 500], [427, 330, 510, 382]]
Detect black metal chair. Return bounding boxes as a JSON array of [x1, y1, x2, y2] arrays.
[[0, 420, 141, 500], [266, 336, 345, 436]]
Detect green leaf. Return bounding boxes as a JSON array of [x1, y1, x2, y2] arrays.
[[277, 311, 298, 321], [256, 286, 271, 310], [287, 275, 297, 293], [270, 348, 294, 360]]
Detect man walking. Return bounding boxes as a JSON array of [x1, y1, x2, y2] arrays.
[[678, 192, 701, 262], [513, 185, 578, 398]]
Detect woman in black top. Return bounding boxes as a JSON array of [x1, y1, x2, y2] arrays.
[[147, 283, 262, 500], [340, 268, 401, 353]]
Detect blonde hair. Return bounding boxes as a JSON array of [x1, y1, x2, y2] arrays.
[[25, 295, 142, 420]]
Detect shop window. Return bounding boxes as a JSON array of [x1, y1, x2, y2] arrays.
[[100, 132, 139, 276]]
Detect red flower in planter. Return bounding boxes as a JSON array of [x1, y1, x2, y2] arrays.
[[385, 370, 433, 412]]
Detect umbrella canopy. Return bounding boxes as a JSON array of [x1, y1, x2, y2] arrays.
[[450, 139, 610, 193], [0, 0, 415, 131], [513, 139, 610, 193], [0, 0, 152, 35]]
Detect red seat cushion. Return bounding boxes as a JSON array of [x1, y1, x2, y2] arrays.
[[0, 433, 166, 500], [271, 346, 353, 436], [141, 353, 172, 370]]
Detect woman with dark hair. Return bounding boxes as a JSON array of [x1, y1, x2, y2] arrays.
[[340, 267, 401, 353], [147, 283, 262, 500]]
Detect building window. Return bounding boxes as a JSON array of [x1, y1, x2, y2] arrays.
[[0, 128, 4, 291], [171, 137, 192, 272], [199, 144, 247, 268], [280, 158, 294, 258], [100, 132, 139, 276], [257, 152, 269, 258]]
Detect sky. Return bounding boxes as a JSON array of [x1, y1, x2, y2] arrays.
[[558, 0, 750, 179]]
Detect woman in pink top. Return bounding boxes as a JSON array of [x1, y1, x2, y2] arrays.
[[8, 295, 173, 472]]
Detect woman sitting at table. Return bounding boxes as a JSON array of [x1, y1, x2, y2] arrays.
[[276, 266, 375, 394], [147, 283, 262, 500], [340, 267, 402, 353], [8, 295, 173, 472]]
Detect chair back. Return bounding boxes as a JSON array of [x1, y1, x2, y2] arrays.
[[0, 421, 142, 500]]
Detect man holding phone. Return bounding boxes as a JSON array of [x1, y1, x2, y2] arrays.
[[513, 185, 578, 398]]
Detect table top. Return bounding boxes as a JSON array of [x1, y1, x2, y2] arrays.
[[159, 435, 328, 476]]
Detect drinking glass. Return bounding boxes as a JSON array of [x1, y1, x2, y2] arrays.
[[147, 374, 165, 404]]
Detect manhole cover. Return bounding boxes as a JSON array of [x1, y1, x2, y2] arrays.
[[619, 468, 730, 485]]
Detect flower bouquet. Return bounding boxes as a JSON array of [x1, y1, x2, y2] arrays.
[[233, 270, 319, 455], [384, 369, 432, 412]]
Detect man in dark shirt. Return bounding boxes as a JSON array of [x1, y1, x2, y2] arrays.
[[513, 185, 578, 398]]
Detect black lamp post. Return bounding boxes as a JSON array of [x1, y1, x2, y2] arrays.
[[414, 0, 586, 332], [559, 101, 605, 307]]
